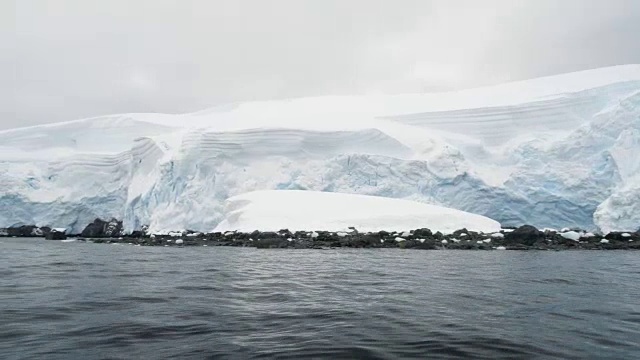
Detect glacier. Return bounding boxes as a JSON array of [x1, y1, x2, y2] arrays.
[[1, 65, 639, 233]]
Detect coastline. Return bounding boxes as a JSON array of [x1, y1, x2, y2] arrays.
[[4, 225, 638, 250]]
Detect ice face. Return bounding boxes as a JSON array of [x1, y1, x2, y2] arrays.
[[1, 65, 639, 233]]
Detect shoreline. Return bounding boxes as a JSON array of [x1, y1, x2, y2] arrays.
[[4, 225, 638, 250]]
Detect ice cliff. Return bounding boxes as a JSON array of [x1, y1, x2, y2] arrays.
[[1, 65, 639, 233]]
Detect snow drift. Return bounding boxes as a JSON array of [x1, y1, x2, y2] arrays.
[[1, 65, 639, 233], [214, 190, 501, 233]]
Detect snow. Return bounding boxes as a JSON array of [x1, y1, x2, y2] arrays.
[[560, 231, 581, 241], [600, 239, 610, 244], [175, 239, 184, 245], [213, 190, 501, 233], [1, 65, 639, 233], [491, 233, 505, 238], [496, 246, 507, 250]]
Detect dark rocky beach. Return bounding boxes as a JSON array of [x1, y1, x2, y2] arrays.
[[2, 219, 639, 250]]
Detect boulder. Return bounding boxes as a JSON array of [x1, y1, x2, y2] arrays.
[[81, 218, 123, 238], [45, 230, 67, 240], [254, 238, 290, 249], [412, 228, 433, 237], [452, 228, 469, 237], [7, 225, 38, 237], [604, 232, 630, 242], [255, 231, 277, 239], [504, 225, 544, 246]]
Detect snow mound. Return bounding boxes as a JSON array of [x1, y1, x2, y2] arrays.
[[213, 190, 501, 233]]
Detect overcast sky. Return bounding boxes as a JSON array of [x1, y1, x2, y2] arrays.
[[3, 0, 640, 129]]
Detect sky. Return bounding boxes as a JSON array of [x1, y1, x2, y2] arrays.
[[3, 0, 640, 129]]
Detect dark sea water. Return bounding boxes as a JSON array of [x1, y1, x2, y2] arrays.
[[1, 238, 639, 360]]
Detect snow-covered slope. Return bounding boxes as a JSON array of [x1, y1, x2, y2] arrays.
[[214, 190, 501, 233], [1, 65, 639, 233]]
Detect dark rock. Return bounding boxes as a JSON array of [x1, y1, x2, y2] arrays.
[[278, 229, 293, 238], [412, 228, 433, 237], [452, 228, 469, 237], [416, 238, 437, 249], [81, 218, 123, 238], [604, 232, 634, 242], [255, 238, 290, 249], [257, 231, 279, 239], [7, 225, 38, 237], [45, 230, 67, 240], [232, 232, 249, 240], [78, 226, 639, 250], [505, 225, 544, 246]]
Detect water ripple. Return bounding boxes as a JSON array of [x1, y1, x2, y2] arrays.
[[1, 239, 639, 359]]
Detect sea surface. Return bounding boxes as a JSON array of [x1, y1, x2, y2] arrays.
[[1, 238, 639, 359]]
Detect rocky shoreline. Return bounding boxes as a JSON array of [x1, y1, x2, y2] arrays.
[[2, 220, 638, 250]]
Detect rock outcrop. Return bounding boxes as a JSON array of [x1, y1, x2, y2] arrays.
[[81, 218, 124, 238]]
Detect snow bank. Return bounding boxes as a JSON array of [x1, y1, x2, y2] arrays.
[[213, 190, 501, 233], [560, 231, 581, 241]]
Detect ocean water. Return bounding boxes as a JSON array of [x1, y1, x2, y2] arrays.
[[1, 238, 639, 359]]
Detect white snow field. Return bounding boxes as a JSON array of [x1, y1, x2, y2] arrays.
[[213, 190, 501, 233], [1, 65, 639, 233]]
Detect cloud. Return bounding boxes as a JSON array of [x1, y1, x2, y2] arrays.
[[2, 0, 639, 129]]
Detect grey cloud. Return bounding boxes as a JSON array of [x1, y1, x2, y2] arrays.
[[2, 0, 640, 129]]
